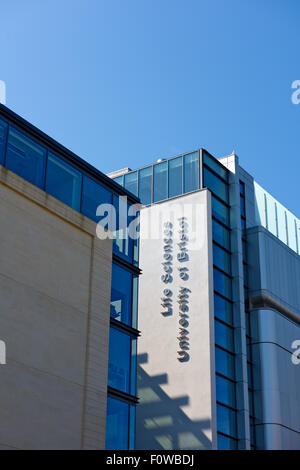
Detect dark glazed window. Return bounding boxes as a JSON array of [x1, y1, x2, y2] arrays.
[[124, 171, 138, 197], [168, 156, 182, 198], [212, 219, 230, 250], [213, 243, 231, 275], [214, 293, 233, 325], [217, 433, 237, 450], [105, 396, 129, 450], [81, 175, 112, 223], [0, 119, 8, 165], [113, 193, 133, 263], [110, 263, 133, 326], [203, 151, 228, 181], [184, 151, 199, 193], [204, 167, 229, 203], [212, 196, 230, 226], [215, 346, 235, 380], [6, 127, 46, 188], [153, 161, 167, 202], [213, 268, 232, 299], [216, 375, 236, 408], [108, 327, 131, 393], [217, 404, 237, 438], [46, 153, 82, 210], [215, 319, 234, 352], [138, 166, 152, 205]]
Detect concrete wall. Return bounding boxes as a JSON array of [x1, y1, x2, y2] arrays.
[[136, 190, 216, 450], [0, 166, 113, 449]]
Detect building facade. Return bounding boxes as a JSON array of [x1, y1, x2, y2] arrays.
[[0, 104, 140, 450], [110, 149, 300, 450]]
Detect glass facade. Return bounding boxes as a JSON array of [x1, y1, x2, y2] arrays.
[[0, 112, 139, 451]]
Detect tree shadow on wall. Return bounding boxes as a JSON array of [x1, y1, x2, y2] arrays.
[[136, 353, 212, 450]]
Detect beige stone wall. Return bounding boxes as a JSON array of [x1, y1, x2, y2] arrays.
[[0, 166, 113, 449]]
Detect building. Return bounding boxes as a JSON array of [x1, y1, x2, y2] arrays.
[[110, 149, 300, 450], [0, 104, 140, 450]]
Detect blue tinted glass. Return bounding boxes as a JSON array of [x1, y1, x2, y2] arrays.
[[129, 405, 136, 450], [241, 217, 246, 230], [212, 219, 230, 250], [184, 151, 199, 193], [213, 268, 232, 299], [215, 319, 234, 352], [132, 275, 139, 329], [46, 153, 81, 210], [108, 327, 131, 393], [240, 195, 245, 216], [6, 127, 46, 188], [213, 243, 231, 275], [81, 175, 112, 223], [113, 175, 123, 186], [106, 396, 129, 450], [153, 162, 167, 202], [168, 157, 182, 198], [130, 338, 137, 396], [113, 194, 133, 263], [0, 119, 8, 165], [214, 293, 233, 325], [239, 181, 245, 195], [216, 375, 236, 408], [217, 433, 237, 450], [215, 346, 235, 380], [212, 196, 230, 226], [203, 151, 228, 181], [217, 404, 237, 438], [204, 167, 229, 203], [110, 263, 132, 326], [139, 166, 152, 205], [124, 171, 138, 197]]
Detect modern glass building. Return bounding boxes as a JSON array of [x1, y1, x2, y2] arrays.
[[0, 104, 140, 450], [110, 149, 300, 450]]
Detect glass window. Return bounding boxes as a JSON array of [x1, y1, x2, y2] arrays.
[[240, 195, 245, 217], [213, 268, 232, 299], [214, 293, 233, 325], [6, 127, 46, 188], [108, 327, 131, 393], [216, 375, 236, 408], [124, 171, 138, 197], [139, 166, 152, 205], [215, 319, 234, 352], [217, 404, 237, 438], [131, 275, 139, 329], [239, 181, 245, 195], [203, 151, 228, 181], [153, 161, 167, 202], [129, 405, 136, 450], [212, 196, 230, 226], [217, 433, 237, 450], [113, 175, 123, 186], [215, 346, 235, 380], [184, 151, 199, 193], [168, 156, 182, 198], [213, 243, 231, 275], [204, 167, 229, 203], [0, 118, 8, 165], [46, 153, 81, 210], [240, 217, 246, 230], [106, 396, 129, 450], [81, 175, 112, 223], [113, 194, 133, 263], [110, 263, 132, 326], [212, 219, 230, 250]]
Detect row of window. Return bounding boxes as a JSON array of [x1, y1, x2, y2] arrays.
[[0, 118, 139, 266], [105, 396, 135, 450]]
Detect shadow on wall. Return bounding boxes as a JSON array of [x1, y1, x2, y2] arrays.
[[136, 353, 212, 450]]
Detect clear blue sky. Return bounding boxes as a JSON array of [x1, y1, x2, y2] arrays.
[[1, 0, 299, 214]]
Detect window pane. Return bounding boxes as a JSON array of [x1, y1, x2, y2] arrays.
[[139, 166, 152, 205], [108, 327, 131, 393], [216, 375, 236, 408], [215, 319, 234, 352], [203, 151, 228, 181], [212, 196, 230, 226], [217, 404, 237, 438], [6, 127, 46, 188], [130, 338, 137, 396], [129, 405, 136, 450], [110, 263, 132, 326], [184, 151, 199, 193], [212, 219, 230, 250], [113, 175, 123, 186], [168, 156, 182, 198], [46, 153, 81, 210], [132, 275, 139, 329], [214, 293, 233, 325], [204, 167, 229, 203], [240, 195, 245, 217], [0, 118, 8, 165], [81, 175, 112, 223], [213, 268, 232, 299], [217, 433, 237, 450], [213, 243, 231, 275], [239, 180, 245, 195], [106, 396, 129, 450], [215, 346, 235, 380], [153, 161, 167, 202], [124, 171, 138, 197], [113, 194, 133, 263]]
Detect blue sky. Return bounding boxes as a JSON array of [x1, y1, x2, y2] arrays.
[[1, 0, 299, 214]]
